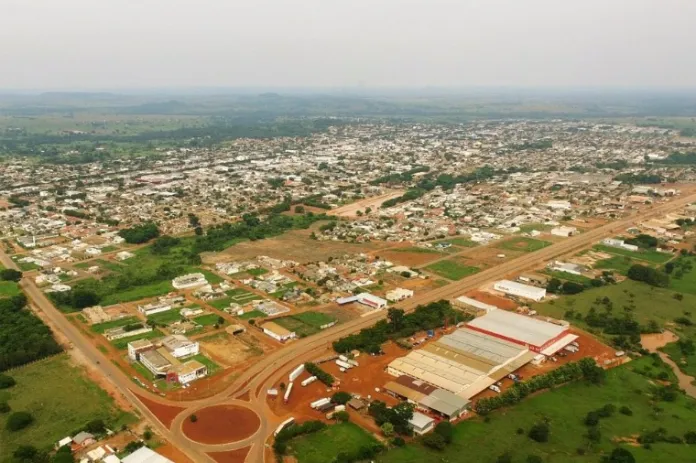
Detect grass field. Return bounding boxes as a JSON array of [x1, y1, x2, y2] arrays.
[[147, 309, 183, 326], [425, 259, 479, 280], [435, 237, 478, 248], [238, 310, 267, 320], [99, 280, 174, 306], [379, 356, 696, 463], [661, 339, 696, 379], [290, 422, 379, 463], [497, 237, 551, 253], [543, 270, 594, 285], [192, 313, 221, 326], [274, 311, 336, 338], [91, 316, 139, 333], [0, 355, 136, 460], [226, 288, 262, 304], [532, 280, 696, 331], [111, 329, 164, 350], [593, 255, 636, 275], [392, 246, 443, 254], [247, 268, 268, 277], [518, 223, 554, 233], [16, 261, 41, 271], [0, 281, 21, 298], [665, 256, 696, 296], [208, 297, 235, 310], [593, 245, 673, 264]]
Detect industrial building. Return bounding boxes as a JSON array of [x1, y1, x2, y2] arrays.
[[387, 327, 535, 400], [493, 279, 546, 301], [261, 321, 297, 342], [336, 292, 388, 309], [466, 309, 575, 354], [452, 295, 498, 316], [172, 272, 208, 289], [384, 375, 469, 420]]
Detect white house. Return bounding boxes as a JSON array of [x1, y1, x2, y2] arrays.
[[174, 360, 208, 384], [356, 293, 388, 309], [161, 335, 199, 358], [172, 273, 208, 290], [138, 302, 172, 316], [408, 411, 435, 435], [551, 226, 578, 237], [601, 238, 639, 252], [386, 288, 414, 302]]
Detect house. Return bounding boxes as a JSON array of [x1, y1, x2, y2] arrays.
[[138, 302, 172, 316], [173, 360, 208, 384], [139, 349, 174, 377], [161, 335, 199, 358], [127, 339, 154, 361], [72, 431, 96, 447], [261, 321, 296, 342], [172, 273, 208, 290], [601, 238, 639, 252], [408, 411, 435, 435], [104, 324, 152, 341], [386, 288, 414, 302]]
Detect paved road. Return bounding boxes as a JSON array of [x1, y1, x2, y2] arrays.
[[8, 191, 696, 462]]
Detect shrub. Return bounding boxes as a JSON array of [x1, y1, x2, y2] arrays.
[[496, 452, 513, 463], [597, 404, 616, 418], [584, 411, 600, 426], [305, 362, 334, 386], [334, 411, 350, 423], [6, 411, 34, 431], [422, 432, 447, 450], [331, 391, 352, 405], [528, 421, 550, 443], [0, 374, 16, 389], [684, 431, 696, 444], [434, 421, 453, 444], [85, 419, 106, 434], [0, 401, 10, 413], [527, 456, 543, 463], [189, 414, 197, 423], [619, 406, 633, 416], [381, 422, 395, 437], [391, 436, 406, 447], [605, 447, 636, 463]]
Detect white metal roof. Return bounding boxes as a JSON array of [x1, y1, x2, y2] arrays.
[[436, 328, 527, 365], [122, 447, 173, 463], [467, 310, 567, 347]]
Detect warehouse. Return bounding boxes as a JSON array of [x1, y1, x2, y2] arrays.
[[452, 295, 498, 316], [387, 327, 535, 399], [466, 309, 570, 353], [493, 279, 546, 301]]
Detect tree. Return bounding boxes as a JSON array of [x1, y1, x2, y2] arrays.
[[331, 391, 352, 405], [189, 414, 197, 423], [0, 269, 22, 282], [422, 432, 446, 450], [605, 447, 636, 463], [0, 401, 10, 413], [194, 226, 203, 236], [53, 445, 75, 463], [124, 441, 144, 454], [627, 264, 669, 287], [217, 316, 225, 325], [6, 411, 34, 431], [387, 308, 405, 331], [334, 411, 350, 423], [528, 421, 550, 443], [434, 421, 453, 444], [13, 445, 40, 461], [295, 205, 305, 214], [527, 456, 543, 463], [71, 289, 100, 309], [85, 419, 106, 434], [496, 452, 513, 463], [380, 422, 394, 437], [143, 428, 153, 440], [0, 374, 16, 389]]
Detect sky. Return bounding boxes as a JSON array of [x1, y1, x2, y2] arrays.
[[0, 0, 694, 90]]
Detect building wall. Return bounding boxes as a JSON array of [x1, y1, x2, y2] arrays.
[[170, 343, 199, 358], [466, 324, 569, 353]]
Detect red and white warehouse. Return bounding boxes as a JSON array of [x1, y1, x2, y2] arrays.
[[466, 309, 577, 354]]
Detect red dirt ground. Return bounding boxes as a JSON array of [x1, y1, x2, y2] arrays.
[[379, 249, 444, 267], [182, 405, 260, 444], [158, 443, 195, 463], [208, 447, 250, 463], [465, 290, 518, 310], [136, 394, 186, 428]]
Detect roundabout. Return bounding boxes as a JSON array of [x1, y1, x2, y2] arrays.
[[181, 404, 261, 445]]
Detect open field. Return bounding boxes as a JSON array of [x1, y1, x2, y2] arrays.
[[91, 316, 139, 333], [192, 313, 221, 326], [147, 309, 183, 326], [189, 354, 222, 375], [379, 356, 696, 463], [532, 280, 695, 331], [593, 255, 636, 275], [435, 237, 478, 248], [666, 256, 696, 295], [379, 248, 446, 267], [99, 280, 174, 306], [593, 244, 673, 264], [0, 280, 21, 297], [543, 270, 594, 285], [238, 310, 267, 320], [0, 355, 136, 460], [198, 332, 265, 368], [274, 311, 336, 337], [496, 237, 551, 253], [328, 191, 405, 217], [204, 226, 391, 264], [518, 223, 554, 233], [425, 258, 480, 280], [289, 422, 380, 463]]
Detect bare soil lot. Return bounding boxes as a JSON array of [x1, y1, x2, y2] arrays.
[[378, 248, 445, 267], [198, 332, 267, 368], [209, 448, 250, 463], [182, 405, 260, 444], [328, 191, 405, 217], [204, 227, 391, 264], [464, 290, 518, 310]]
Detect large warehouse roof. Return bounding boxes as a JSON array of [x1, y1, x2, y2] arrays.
[[467, 310, 567, 348], [435, 328, 528, 366]]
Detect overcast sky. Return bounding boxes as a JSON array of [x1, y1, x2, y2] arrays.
[[1, 0, 694, 90]]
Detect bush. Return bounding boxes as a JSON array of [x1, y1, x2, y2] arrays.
[[434, 421, 453, 444], [584, 411, 600, 426], [189, 414, 197, 423], [124, 441, 144, 454], [334, 411, 350, 423], [391, 436, 406, 447], [381, 422, 395, 437], [85, 419, 106, 434], [0, 401, 10, 413], [684, 431, 696, 444], [527, 456, 543, 463], [528, 421, 550, 443], [331, 391, 352, 405], [598, 404, 616, 418], [605, 447, 636, 463], [496, 452, 513, 463], [305, 362, 334, 386], [6, 411, 34, 431], [0, 374, 16, 389], [619, 406, 633, 416], [627, 264, 669, 287], [0, 269, 22, 282], [422, 432, 447, 450]]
